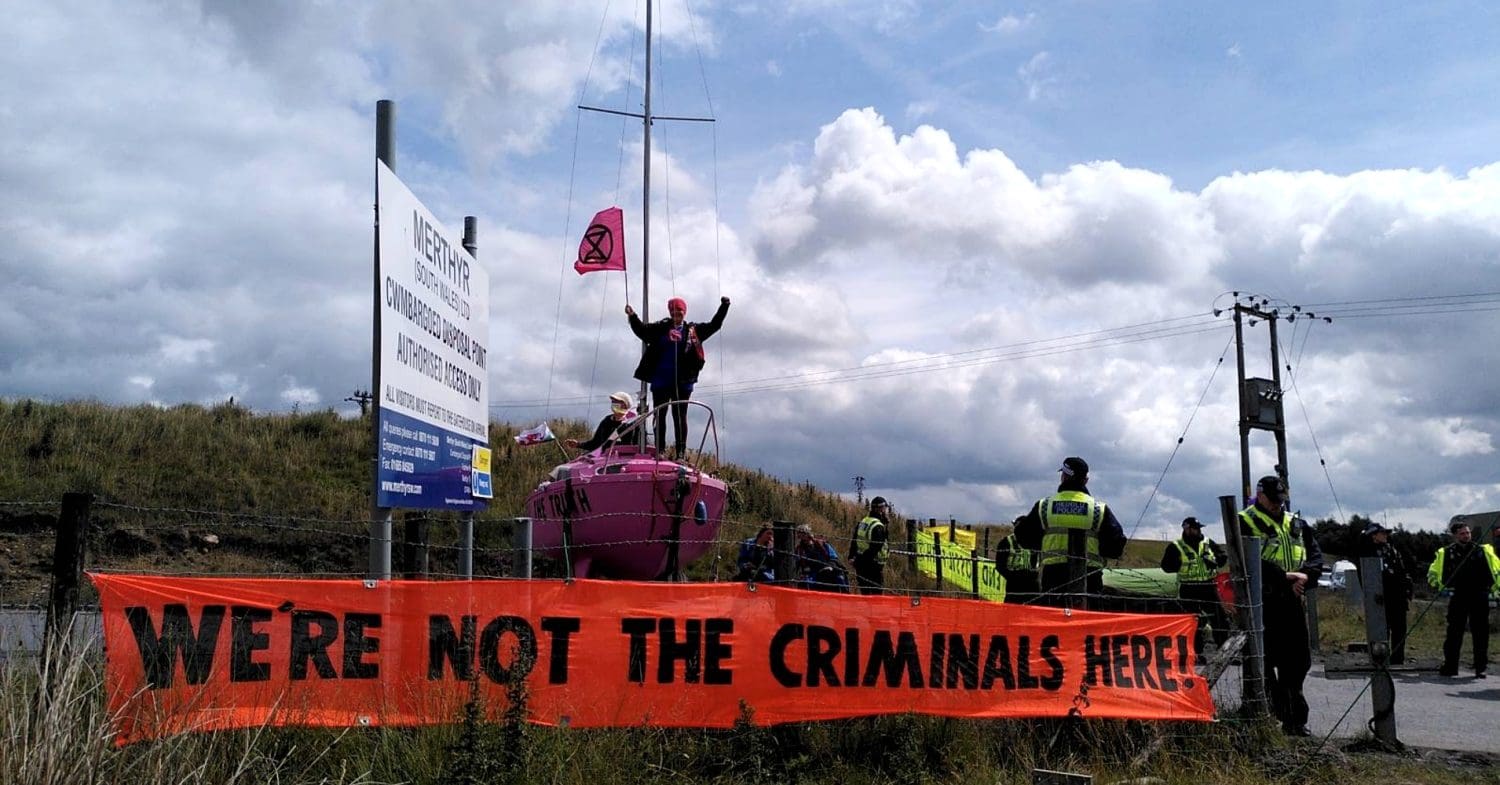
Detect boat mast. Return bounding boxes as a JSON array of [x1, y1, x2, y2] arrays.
[[638, 0, 652, 422]]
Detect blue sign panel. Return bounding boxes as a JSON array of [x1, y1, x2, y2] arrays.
[[376, 408, 488, 510]]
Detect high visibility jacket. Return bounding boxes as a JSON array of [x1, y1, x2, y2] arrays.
[[1238, 505, 1305, 573], [853, 516, 888, 565], [1002, 533, 1035, 573], [1038, 491, 1104, 569], [1172, 539, 1218, 583], [1428, 542, 1500, 593]]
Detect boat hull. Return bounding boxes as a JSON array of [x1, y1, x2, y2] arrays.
[[523, 450, 727, 579]]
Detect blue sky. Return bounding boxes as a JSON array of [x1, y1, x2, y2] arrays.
[[2, 0, 1499, 539]]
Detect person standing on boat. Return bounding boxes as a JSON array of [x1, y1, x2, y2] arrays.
[[1160, 516, 1229, 654], [1014, 457, 1127, 607], [1238, 474, 1323, 736], [625, 295, 731, 458], [850, 496, 891, 594], [566, 391, 640, 453]]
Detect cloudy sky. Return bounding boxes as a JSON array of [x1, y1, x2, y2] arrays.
[[4, 0, 1498, 541]]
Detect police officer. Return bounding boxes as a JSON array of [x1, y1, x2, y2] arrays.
[[850, 497, 891, 594], [1161, 517, 1229, 653], [1356, 522, 1414, 665], [995, 515, 1039, 603], [1238, 474, 1323, 737], [1014, 457, 1127, 608], [1428, 521, 1500, 678]]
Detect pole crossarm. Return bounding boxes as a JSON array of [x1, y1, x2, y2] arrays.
[[579, 104, 715, 123]]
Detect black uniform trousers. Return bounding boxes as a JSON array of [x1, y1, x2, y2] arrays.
[[1263, 591, 1311, 732], [1443, 589, 1490, 675]]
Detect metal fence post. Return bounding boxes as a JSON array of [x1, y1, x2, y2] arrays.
[[402, 513, 429, 579], [970, 548, 980, 598], [459, 512, 475, 578], [1359, 556, 1399, 748], [1220, 494, 1268, 716], [512, 517, 533, 578]]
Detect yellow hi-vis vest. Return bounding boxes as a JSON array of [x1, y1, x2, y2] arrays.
[[854, 516, 888, 564], [1038, 491, 1104, 569], [1173, 539, 1215, 584], [1003, 533, 1035, 573], [1428, 542, 1500, 592], [1237, 506, 1304, 573]]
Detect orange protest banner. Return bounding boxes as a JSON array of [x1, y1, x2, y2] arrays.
[[90, 574, 1213, 744]]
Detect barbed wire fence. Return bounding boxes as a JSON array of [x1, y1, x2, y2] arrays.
[[4, 489, 1456, 763]]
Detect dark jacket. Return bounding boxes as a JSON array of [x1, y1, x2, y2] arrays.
[[629, 299, 730, 386], [1355, 536, 1414, 601], [576, 413, 638, 452], [1237, 502, 1324, 601], [1013, 482, 1128, 559], [1160, 537, 1227, 582]]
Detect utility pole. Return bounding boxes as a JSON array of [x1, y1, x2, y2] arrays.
[[345, 389, 373, 417], [853, 475, 865, 506]]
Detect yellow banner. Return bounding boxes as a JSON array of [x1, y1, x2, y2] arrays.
[[915, 528, 1006, 602]]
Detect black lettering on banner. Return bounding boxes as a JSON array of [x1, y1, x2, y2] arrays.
[[479, 616, 536, 684], [1154, 635, 1179, 692], [928, 633, 945, 689], [843, 628, 862, 687], [946, 633, 981, 690], [229, 605, 272, 682], [541, 617, 581, 685], [807, 625, 841, 687], [1083, 635, 1111, 687], [126, 604, 225, 689], [1131, 635, 1159, 690], [1110, 634, 1133, 688], [290, 610, 339, 680], [428, 614, 477, 681], [1016, 636, 1040, 689], [343, 613, 381, 679], [981, 635, 1016, 690], [703, 618, 734, 685], [862, 630, 923, 688], [1039, 635, 1064, 691], [622, 617, 656, 683], [657, 619, 702, 683], [769, 623, 803, 687]]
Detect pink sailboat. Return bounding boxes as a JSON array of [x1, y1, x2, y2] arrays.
[[524, 401, 728, 579], [524, 0, 728, 580]]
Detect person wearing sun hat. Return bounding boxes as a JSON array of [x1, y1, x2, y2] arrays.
[[566, 391, 640, 453]]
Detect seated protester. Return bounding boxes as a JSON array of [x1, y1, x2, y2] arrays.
[[794, 524, 849, 592], [566, 391, 640, 453], [735, 526, 776, 582]]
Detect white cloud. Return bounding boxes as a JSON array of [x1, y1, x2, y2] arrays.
[[1226, 43, 1242, 59], [980, 13, 1035, 35], [905, 100, 937, 121], [766, 59, 782, 77], [1018, 51, 1058, 102]]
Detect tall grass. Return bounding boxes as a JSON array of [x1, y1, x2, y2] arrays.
[[10, 641, 1484, 785]]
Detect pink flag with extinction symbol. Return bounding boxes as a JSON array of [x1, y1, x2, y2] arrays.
[[574, 207, 626, 275]]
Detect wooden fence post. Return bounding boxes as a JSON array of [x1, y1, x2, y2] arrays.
[[773, 521, 796, 586], [45, 492, 92, 655]]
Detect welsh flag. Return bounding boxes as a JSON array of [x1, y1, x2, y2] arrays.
[[574, 207, 626, 275], [513, 423, 556, 446]]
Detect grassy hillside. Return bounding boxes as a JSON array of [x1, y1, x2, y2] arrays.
[[0, 399, 872, 604]]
